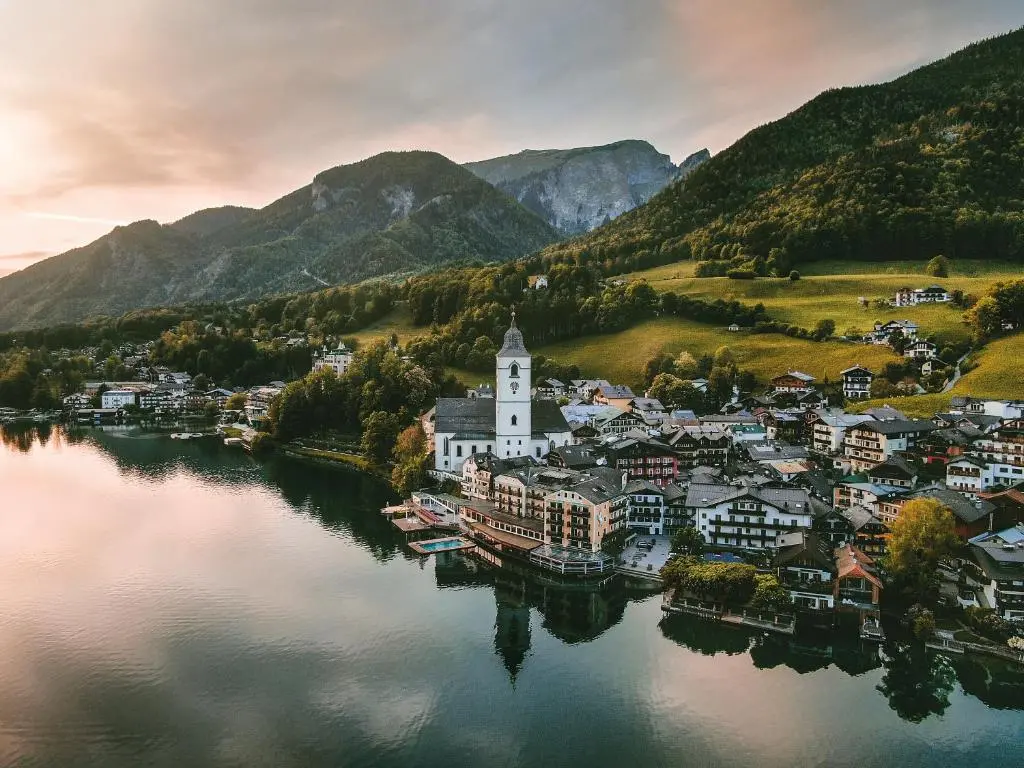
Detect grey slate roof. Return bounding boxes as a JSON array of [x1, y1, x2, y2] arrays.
[[854, 418, 937, 436], [434, 397, 570, 437], [435, 398, 496, 434], [909, 485, 995, 524]]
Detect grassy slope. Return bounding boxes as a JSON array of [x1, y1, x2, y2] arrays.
[[621, 260, 1023, 345], [534, 317, 897, 391], [850, 332, 1024, 417], [347, 305, 421, 347]]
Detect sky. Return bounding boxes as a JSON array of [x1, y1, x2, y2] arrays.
[[0, 0, 1022, 274]]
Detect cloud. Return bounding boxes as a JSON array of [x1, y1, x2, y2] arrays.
[[0, 0, 1022, 256], [22, 212, 128, 226]]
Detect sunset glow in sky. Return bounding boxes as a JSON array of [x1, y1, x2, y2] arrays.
[[1, 0, 1022, 272]]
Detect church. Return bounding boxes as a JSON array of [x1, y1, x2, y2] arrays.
[[433, 312, 573, 474]]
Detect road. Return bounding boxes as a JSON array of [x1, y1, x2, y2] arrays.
[[941, 350, 971, 393]]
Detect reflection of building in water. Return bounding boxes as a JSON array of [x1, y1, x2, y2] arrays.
[[538, 586, 627, 644], [494, 580, 531, 684]]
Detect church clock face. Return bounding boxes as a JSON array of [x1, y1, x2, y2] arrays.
[[510, 381, 519, 393]]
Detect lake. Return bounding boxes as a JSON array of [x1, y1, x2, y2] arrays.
[[0, 425, 1021, 768]]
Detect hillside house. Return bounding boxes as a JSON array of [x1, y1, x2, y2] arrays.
[[841, 366, 874, 400], [894, 285, 951, 307], [904, 340, 939, 360], [771, 371, 816, 394]]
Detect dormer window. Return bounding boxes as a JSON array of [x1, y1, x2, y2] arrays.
[[510, 363, 520, 378]]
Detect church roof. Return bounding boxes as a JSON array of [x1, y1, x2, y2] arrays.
[[497, 313, 529, 358], [434, 397, 571, 436]]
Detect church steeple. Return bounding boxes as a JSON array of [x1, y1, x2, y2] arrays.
[[497, 308, 529, 358], [495, 308, 531, 458]]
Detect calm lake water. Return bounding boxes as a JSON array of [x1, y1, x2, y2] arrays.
[[1, 425, 1022, 768]]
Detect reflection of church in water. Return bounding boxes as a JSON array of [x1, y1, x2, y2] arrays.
[[432, 550, 628, 683]]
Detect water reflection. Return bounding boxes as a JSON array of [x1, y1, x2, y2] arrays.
[[2, 425, 1023, 767]]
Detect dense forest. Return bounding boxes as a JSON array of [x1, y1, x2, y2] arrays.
[[539, 28, 1024, 276]]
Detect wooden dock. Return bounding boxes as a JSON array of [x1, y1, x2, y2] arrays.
[[661, 594, 795, 635], [392, 517, 430, 533]]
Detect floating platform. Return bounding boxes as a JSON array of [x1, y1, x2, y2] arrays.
[[392, 517, 430, 533], [408, 536, 475, 556]]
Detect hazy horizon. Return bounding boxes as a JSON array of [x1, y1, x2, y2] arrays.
[[2, 0, 1023, 269]]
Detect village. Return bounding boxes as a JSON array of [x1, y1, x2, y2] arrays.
[[3, 297, 1021, 663], [388, 311, 1024, 660]]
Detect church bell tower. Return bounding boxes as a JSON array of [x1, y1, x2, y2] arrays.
[[495, 309, 531, 458]]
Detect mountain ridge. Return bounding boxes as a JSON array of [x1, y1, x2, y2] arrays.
[[0, 151, 559, 330], [464, 140, 706, 235]]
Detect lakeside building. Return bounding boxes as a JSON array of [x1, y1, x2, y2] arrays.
[[967, 524, 1024, 622], [685, 481, 818, 551], [101, 390, 138, 409]]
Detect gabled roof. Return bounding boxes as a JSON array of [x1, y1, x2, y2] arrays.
[[852, 418, 937, 436], [840, 365, 874, 376], [773, 370, 815, 382], [435, 397, 495, 434], [868, 454, 916, 477], [839, 505, 883, 532], [434, 397, 569, 436], [597, 384, 636, 399], [835, 544, 883, 590], [909, 484, 995, 524], [774, 530, 835, 571]]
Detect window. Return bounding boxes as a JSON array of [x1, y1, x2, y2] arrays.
[[456, 445, 463, 457], [511, 415, 517, 426], [472, 445, 477, 454], [510, 363, 519, 378], [536, 446, 542, 458]]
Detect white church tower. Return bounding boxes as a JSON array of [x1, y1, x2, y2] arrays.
[[495, 310, 532, 458]]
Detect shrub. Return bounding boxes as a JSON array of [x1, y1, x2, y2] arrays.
[[926, 255, 951, 278], [964, 606, 1017, 643], [789, 270, 801, 281], [726, 269, 757, 280]]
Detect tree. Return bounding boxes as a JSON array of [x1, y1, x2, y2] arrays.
[[925, 255, 950, 278], [964, 296, 1002, 338], [671, 526, 705, 556], [225, 392, 248, 410], [361, 410, 402, 464], [391, 424, 429, 493], [887, 498, 959, 603], [673, 351, 698, 378], [751, 574, 791, 612], [813, 318, 836, 340], [789, 270, 801, 282]]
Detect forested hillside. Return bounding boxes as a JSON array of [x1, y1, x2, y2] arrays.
[[540, 28, 1024, 275]]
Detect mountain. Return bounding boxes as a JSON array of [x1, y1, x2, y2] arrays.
[[170, 206, 256, 237], [0, 151, 559, 330], [465, 140, 705, 235], [541, 28, 1024, 273]]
